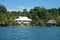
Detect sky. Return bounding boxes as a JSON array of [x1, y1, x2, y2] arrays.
[[0, 0, 60, 11]]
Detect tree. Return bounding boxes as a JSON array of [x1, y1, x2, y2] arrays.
[[22, 9, 28, 16], [58, 7, 60, 15], [0, 4, 7, 13]]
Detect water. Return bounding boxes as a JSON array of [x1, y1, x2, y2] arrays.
[[0, 26, 60, 40]]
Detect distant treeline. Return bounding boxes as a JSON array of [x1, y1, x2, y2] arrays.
[[0, 4, 60, 27]]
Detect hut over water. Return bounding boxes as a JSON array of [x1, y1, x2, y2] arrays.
[[47, 20, 57, 26]]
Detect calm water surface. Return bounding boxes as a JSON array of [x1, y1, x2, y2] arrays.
[[0, 26, 60, 40]]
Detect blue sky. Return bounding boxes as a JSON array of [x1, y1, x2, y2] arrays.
[[0, 0, 60, 11]]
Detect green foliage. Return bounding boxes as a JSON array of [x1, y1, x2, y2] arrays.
[[0, 4, 60, 27], [0, 4, 7, 13], [56, 16, 60, 26]]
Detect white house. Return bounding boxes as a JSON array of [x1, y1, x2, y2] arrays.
[[15, 16, 32, 24]]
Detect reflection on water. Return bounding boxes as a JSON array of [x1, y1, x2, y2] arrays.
[[0, 27, 60, 40]]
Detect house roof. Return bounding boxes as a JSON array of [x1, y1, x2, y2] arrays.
[[15, 16, 32, 21], [47, 20, 57, 24]]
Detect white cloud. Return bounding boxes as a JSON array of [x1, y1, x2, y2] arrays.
[[7, 6, 33, 12], [7, 9, 20, 12], [18, 6, 33, 11]]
